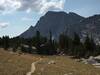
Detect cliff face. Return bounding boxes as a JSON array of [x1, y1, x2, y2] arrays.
[[20, 11, 100, 42], [20, 11, 84, 38]]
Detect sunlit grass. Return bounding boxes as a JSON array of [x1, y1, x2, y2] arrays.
[[33, 56, 100, 75], [0, 48, 100, 75], [0, 48, 40, 75]]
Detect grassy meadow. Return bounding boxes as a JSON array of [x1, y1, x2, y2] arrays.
[[0, 48, 100, 75]]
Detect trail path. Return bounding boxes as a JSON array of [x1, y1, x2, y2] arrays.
[[26, 58, 42, 75]]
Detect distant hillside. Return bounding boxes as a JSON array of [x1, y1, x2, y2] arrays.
[[20, 11, 100, 42], [73, 14, 100, 42], [20, 11, 84, 38]]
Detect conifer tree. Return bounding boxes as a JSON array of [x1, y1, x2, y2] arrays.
[[2, 36, 10, 50], [59, 33, 70, 54], [84, 35, 96, 57], [35, 31, 41, 49], [72, 33, 81, 56]]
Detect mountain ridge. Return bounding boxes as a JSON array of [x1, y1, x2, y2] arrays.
[[20, 11, 85, 38], [19, 11, 100, 41]]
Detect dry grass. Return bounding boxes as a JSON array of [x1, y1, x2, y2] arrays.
[[0, 48, 100, 75], [0, 48, 40, 75], [33, 56, 100, 75]]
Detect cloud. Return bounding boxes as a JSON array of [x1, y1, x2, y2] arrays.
[[0, 22, 9, 28], [26, 8, 31, 13], [19, 0, 65, 14], [0, 0, 65, 14], [0, 0, 21, 14], [39, 0, 65, 14]]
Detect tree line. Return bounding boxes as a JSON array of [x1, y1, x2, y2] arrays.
[[0, 31, 100, 58]]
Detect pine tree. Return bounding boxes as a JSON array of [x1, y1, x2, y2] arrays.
[[73, 33, 80, 45], [2, 36, 10, 50], [84, 35, 96, 57], [59, 33, 70, 54], [72, 33, 81, 57], [0, 37, 1, 47], [90, 37, 96, 56], [47, 31, 57, 55], [11, 37, 22, 52], [35, 30, 57, 55], [59, 34, 66, 50], [35, 31, 41, 49]]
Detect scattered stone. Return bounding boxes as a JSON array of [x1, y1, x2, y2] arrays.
[[94, 56, 100, 63], [81, 58, 88, 64], [40, 68, 44, 71], [94, 65, 100, 68], [87, 56, 97, 64], [64, 74, 68, 75], [68, 72, 73, 75], [8, 59, 12, 62], [9, 51, 14, 54], [80, 56, 100, 68], [92, 63, 100, 68], [48, 60, 56, 64]]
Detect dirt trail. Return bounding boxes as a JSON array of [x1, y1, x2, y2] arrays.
[[26, 58, 42, 75]]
